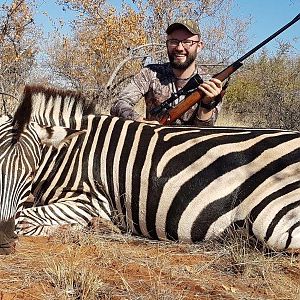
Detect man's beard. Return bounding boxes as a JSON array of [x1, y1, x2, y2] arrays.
[[168, 50, 197, 70]]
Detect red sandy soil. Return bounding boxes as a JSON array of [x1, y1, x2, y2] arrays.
[[0, 231, 300, 299]]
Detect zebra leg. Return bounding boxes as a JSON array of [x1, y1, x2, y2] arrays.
[[15, 198, 111, 236]]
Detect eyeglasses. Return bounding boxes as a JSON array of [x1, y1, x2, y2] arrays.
[[166, 39, 200, 49]]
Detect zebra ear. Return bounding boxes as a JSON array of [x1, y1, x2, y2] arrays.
[[33, 123, 86, 148]]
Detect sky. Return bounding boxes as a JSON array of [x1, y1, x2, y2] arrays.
[[23, 0, 300, 56], [231, 0, 300, 54]]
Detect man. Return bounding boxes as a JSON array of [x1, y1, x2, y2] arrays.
[[110, 18, 223, 126]]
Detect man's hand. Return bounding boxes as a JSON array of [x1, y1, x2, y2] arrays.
[[198, 78, 222, 104], [196, 78, 222, 122]]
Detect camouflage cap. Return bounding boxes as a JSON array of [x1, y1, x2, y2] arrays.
[[166, 18, 200, 35]]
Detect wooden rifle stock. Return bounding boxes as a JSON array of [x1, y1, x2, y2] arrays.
[[159, 62, 241, 125], [158, 13, 300, 125]]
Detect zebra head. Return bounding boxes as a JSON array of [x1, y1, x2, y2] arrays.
[[0, 114, 85, 254]]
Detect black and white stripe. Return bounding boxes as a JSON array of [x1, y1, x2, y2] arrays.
[[0, 85, 91, 254], [0, 114, 81, 254], [16, 113, 300, 251], [0, 116, 42, 221], [19, 85, 95, 128]]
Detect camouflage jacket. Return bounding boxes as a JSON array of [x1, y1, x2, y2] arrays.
[[110, 63, 222, 126]]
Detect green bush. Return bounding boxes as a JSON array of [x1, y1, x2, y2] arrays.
[[223, 50, 300, 130]]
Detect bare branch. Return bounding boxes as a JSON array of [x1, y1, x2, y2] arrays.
[[0, 91, 18, 101], [105, 43, 164, 91]]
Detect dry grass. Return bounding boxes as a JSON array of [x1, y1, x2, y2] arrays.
[[40, 227, 300, 300], [43, 250, 105, 299], [0, 227, 300, 299]]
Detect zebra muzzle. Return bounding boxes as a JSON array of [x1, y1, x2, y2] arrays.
[[0, 217, 18, 255]]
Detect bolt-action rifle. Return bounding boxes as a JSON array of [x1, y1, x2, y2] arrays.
[[153, 13, 300, 125]]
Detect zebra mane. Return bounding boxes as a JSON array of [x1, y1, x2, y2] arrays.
[[12, 84, 96, 141]]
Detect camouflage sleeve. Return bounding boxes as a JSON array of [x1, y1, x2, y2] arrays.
[[110, 68, 152, 121]]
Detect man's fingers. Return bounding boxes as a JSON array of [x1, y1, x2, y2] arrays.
[[198, 87, 217, 98], [199, 84, 220, 97], [210, 78, 222, 87], [199, 79, 222, 98]]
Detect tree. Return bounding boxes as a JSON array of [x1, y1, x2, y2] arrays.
[[134, 0, 249, 63], [0, 0, 39, 114], [42, 1, 148, 108], [222, 45, 300, 130], [42, 0, 248, 110]]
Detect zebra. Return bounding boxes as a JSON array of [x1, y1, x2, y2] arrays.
[[14, 89, 300, 251], [0, 85, 91, 254], [19, 84, 95, 129]]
